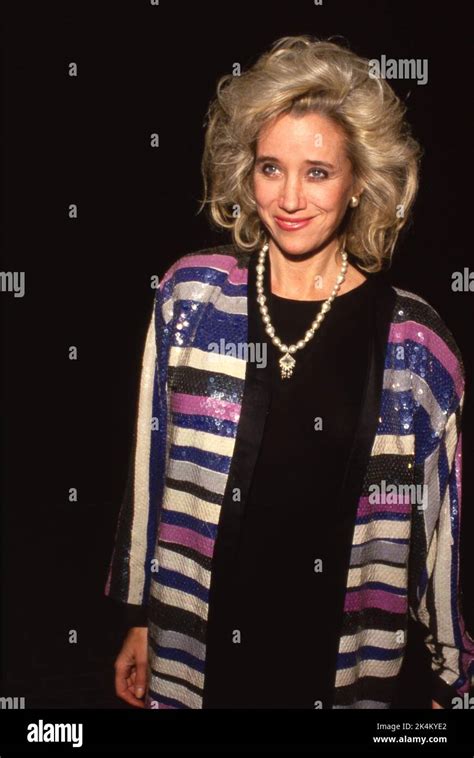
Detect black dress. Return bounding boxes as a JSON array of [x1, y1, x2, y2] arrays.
[[202, 251, 377, 709]]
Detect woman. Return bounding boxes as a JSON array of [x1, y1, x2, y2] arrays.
[[104, 35, 474, 709]]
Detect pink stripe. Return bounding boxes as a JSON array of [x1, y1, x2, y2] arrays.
[[344, 588, 407, 614], [170, 392, 241, 423], [159, 523, 214, 558], [389, 321, 463, 399], [356, 495, 413, 517], [161, 253, 248, 286]]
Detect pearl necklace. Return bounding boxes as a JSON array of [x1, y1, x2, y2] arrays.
[[256, 241, 348, 379]]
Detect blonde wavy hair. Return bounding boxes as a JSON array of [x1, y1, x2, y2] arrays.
[[198, 35, 423, 273]]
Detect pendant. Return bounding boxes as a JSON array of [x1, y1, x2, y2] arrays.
[[279, 352, 296, 379]]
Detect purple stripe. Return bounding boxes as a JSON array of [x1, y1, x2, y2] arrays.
[[344, 588, 407, 614], [170, 392, 241, 423], [389, 321, 463, 398], [159, 523, 215, 558], [357, 495, 413, 516]]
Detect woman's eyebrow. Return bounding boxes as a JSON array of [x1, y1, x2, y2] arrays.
[[255, 155, 336, 169]]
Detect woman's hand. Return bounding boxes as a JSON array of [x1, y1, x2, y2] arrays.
[[432, 700, 444, 709], [114, 626, 149, 708]]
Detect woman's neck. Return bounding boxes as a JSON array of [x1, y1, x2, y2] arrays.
[[268, 240, 367, 301]]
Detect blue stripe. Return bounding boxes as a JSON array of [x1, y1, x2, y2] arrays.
[[355, 512, 411, 524], [170, 443, 231, 474], [172, 262, 248, 295], [347, 581, 407, 595], [376, 388, 415, 435], [155, 645, 206, 674], [407, 339, 460, 412], [171, 307, 248, 353], [152, 566, 209, 603], [173, 412, 238, 438], [338, 645, 404, 669]]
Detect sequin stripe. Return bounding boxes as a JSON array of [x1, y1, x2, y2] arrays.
[[350, 539, 409, 568], [169, 344, 246, 382], [164, 437, 234, 502], [154, 474, 224, 564], [333, 290, 443, 706], [147, 677, 201, 709], [427, 414, 474, 693], [170, 394, 241, 427], [168, 434, 235, 471], [168, 365, 243, 414], [146, 581, 210, 708], [171, 422, 237, 458], [146, 547, 212, 708], [104, 300, 163, 606], [392, 288, 465, 373], [171, 411, 238, 442], [409, 365, 474, 701], [144, 255, 249, 708], [165, 464, 228, 502], [352, 518, 410, 542], [344, 586, 407, 615], [162, 253, 249, 286], [347, 563, 408, 592], [338, 643, 406, 669], [389, 325, 463, 410], [159, 253, 249, 329], [151, 466, 228, 588], [356, 495, 413, 518], [174, 274, 248, 304], [335, 621, 407, 698], [346, 518, 410, 617], [148, 616, 205, 708], [339, 626, 407, 653], [376, 386, 415, 437], [332, 374, 414, 705], [162, 280, 248, 321]]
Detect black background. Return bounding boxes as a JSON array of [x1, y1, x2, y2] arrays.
[[1, 0, 472, 721]]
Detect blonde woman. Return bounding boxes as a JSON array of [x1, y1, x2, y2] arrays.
[[105, 35, 474, 710]]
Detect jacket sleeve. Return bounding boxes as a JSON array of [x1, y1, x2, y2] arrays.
[[410, 338, 474, 708], [104, 285, 168, 626]]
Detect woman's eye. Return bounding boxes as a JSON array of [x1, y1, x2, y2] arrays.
[[309, 168, 328, 180], [260, 164, 328, 180], [261, 163, 278, 176]]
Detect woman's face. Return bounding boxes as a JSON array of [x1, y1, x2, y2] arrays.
[[252, 111, 359, 255]]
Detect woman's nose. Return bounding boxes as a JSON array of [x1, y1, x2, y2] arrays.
[[278, 177, 306, 210]]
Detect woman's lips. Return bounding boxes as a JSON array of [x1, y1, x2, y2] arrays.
[[274, 216, 313, 231]]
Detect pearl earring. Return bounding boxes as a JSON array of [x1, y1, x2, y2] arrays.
[[350, 196, 359, 207]]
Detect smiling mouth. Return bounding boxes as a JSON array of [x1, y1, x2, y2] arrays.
[[274, 216, 314, 229], [275, 217, 313, 223]]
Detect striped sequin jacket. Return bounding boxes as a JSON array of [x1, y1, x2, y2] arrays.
[[104, 243, 474, 709]]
